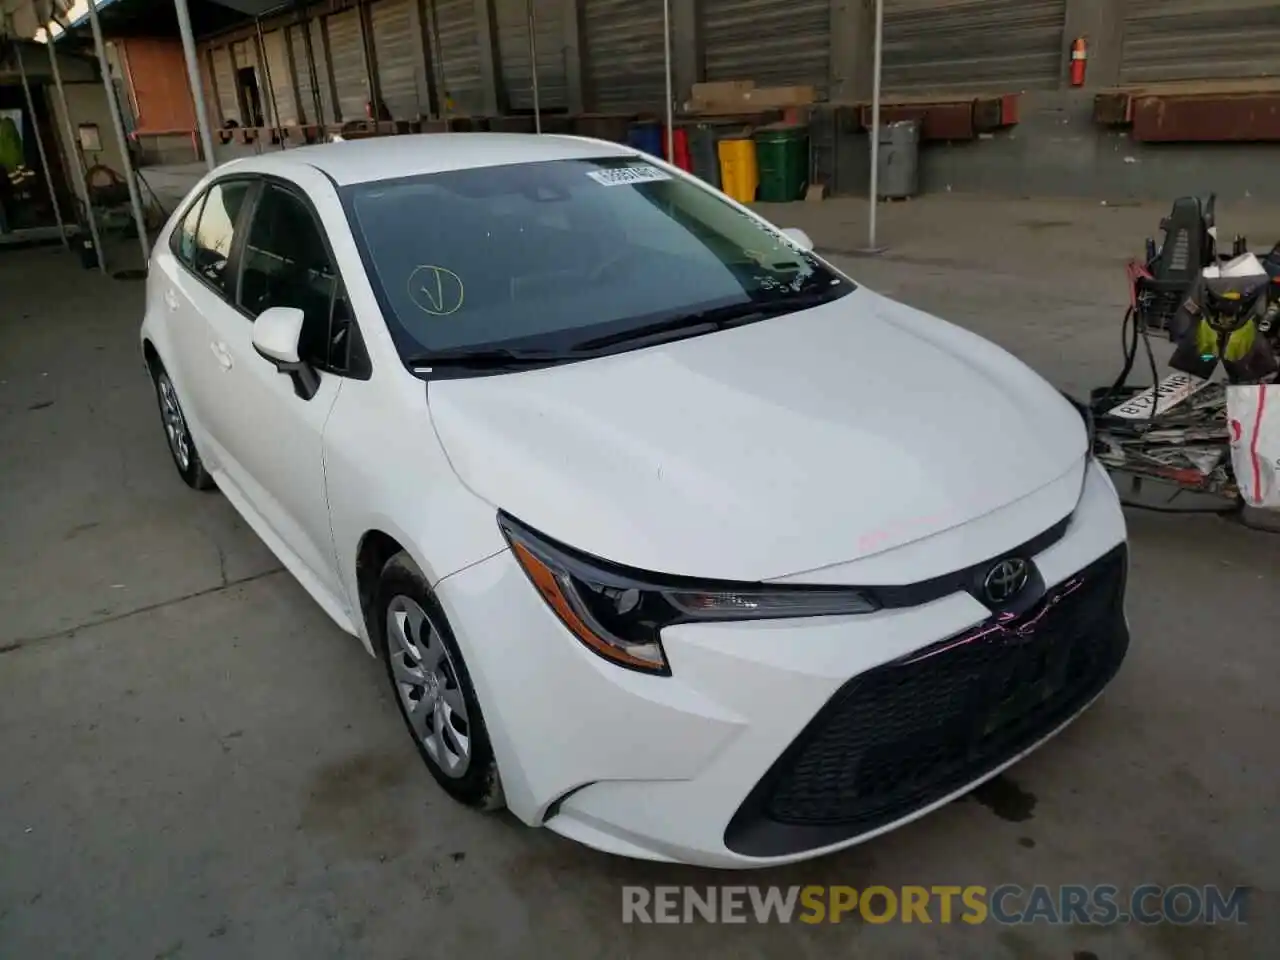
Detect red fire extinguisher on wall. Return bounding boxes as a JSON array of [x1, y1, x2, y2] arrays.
[[1070, 36, 1089, 87]]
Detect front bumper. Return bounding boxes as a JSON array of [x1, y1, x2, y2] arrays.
[[434, 460, 1128, 867]]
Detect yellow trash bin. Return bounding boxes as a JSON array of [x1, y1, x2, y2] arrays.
[[717, 136, 759, 204]]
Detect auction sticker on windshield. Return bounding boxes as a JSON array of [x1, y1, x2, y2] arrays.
[[587, 165, 672, 187]]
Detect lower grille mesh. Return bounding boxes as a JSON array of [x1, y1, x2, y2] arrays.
[[726, 546, 1129, 855]]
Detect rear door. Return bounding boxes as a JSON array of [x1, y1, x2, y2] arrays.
[[163, 178, 257, 469]]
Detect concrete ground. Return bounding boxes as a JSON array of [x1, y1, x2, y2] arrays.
[[1, 194, 1277, 959]]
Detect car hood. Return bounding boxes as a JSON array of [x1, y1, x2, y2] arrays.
[[427, 287, 1087, 582]]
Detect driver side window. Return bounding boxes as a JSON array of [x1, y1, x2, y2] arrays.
[[237, 184, 360, 375]]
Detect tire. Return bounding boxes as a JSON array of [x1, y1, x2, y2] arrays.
[[151, 363, 216, 491], [374, 552, 504, 811]]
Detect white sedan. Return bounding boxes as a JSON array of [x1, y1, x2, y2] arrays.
[[140, 134, 1128, 867]]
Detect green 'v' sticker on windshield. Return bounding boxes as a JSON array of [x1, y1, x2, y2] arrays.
[[587, 165, 672, 187]]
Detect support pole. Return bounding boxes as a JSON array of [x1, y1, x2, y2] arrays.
[[11, 34, 67, 246], [255, 17, 283, 148], [428, 0, 451, 120], [85, 0, 150, 265], [862, 0, 885, 255], [526, 0, 540, 132], [299, 6, 325, 125], [865, 0, 885, 252], [41, 3, 106, 273], [174, 0, 217, 171], [662, 0, 673, 161]]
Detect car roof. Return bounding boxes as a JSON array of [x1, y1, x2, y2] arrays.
[[226, 132, 640, 186]]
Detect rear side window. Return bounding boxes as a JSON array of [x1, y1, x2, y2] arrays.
[[192, 180, 252, 295], [172, 192, 205, 266]]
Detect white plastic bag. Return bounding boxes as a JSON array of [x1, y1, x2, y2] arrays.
[[1228, 384, 1280, 508]]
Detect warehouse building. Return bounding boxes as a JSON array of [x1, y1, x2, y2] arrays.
[[5, 0, 1280, 254], [169, 0, 1280, 200], [177, 1, 1280, 122]]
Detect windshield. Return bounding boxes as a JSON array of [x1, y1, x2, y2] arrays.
[[342, 157, 852, 366]]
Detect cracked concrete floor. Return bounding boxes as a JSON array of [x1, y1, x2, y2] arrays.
[[2, 196, 1278, 960]]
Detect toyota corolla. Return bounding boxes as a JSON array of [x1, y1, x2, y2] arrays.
[[140, 133, 1128, 867]]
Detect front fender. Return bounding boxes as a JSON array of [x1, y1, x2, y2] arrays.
[[322, 377, 508, 655]]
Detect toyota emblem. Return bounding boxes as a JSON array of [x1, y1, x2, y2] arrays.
[[983, 558, 1030, 605]]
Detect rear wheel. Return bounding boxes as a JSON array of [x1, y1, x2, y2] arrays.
[[374, 552, 504, 810], [152, 364, 215, 491]]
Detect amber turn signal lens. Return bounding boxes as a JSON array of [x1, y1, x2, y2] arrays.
[[509, 540, 666, 672]]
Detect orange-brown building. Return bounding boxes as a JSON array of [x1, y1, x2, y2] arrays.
[[115, 37, 195, 136]]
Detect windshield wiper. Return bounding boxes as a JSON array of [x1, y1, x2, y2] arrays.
[[407, 347, 584, 371], [574, 317, 723, 352], [573, 287, 846, 352]]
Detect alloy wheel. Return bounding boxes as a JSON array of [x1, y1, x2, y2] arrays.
[[157, 373, 192, 472], [386, 595, 472, 777]]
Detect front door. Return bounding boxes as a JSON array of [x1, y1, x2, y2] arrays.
[[200, 180, 347, 602]]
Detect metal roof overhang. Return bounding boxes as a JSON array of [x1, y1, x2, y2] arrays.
[[2, 0, 284, 44]]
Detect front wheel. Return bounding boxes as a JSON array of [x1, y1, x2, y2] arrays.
[[374, 552, 504, 810], [152, 365, 215, 491]]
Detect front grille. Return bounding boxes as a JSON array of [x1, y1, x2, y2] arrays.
[[725, 545, 1129, 857]]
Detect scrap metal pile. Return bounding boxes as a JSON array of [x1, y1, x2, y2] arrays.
[[1087, 195, 1280, 511]]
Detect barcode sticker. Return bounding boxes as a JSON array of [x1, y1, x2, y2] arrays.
[[587, 165, 672, 187]]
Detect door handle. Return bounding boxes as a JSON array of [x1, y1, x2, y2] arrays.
[[210, 341, 233, 370], [164, 289, 179, 312]]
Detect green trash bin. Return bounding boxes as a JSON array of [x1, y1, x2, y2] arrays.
[[753, 124, 809, 202]]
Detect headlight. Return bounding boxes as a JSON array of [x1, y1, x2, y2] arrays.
[[499, 514, 879, 675]]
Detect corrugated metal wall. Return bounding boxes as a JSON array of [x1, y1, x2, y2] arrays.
[[201, 52, 223, 126], [494, 0, 567, 110], [371, 0, 421, 118], [1121, 0, 1280, 85], [883, 0, 1067, 95], [582, 0, 665, 112], [193, 0, 1280, 134], [288, 24, 316, 124], [325, 9, 368, 121], [263, 30, 298, 125], [309, 18, 337, 124], [211, 46, 237, 123], [703, 0, 830, 95], [433, 0, 484, 114]]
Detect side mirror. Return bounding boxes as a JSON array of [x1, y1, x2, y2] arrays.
[[781, 227, 814, 252], [252, 306, 304, 365], [253, 306, 320, 400]]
